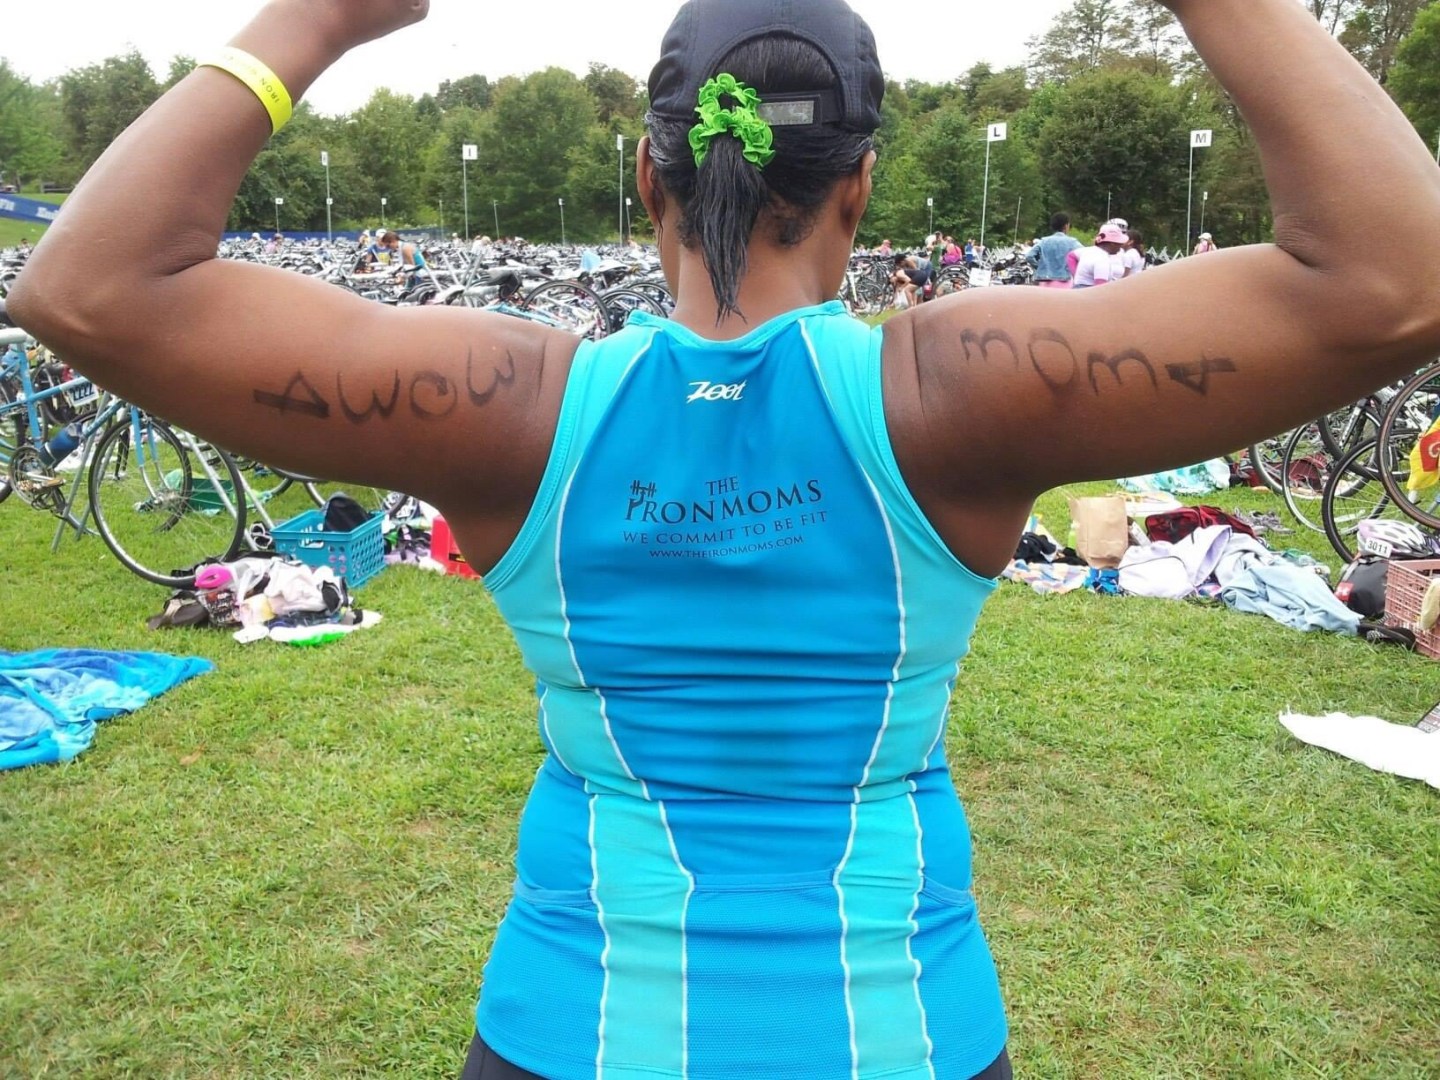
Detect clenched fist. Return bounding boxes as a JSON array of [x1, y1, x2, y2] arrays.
[[281, 0, 430, 55]]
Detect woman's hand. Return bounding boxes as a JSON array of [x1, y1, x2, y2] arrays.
[[296, 0, 431, 55]]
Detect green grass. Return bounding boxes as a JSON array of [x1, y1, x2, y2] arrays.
[[1, 477, 1438, 1078], [0, 191, 64, 248]]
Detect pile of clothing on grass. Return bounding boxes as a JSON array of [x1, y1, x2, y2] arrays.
[[1004, 493, 1420, 643], [147, 555, 383, 645]]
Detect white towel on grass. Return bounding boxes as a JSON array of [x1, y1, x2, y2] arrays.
[[1280, 713, 1440, 789]]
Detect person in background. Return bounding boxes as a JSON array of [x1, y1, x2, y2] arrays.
[[1194, 231, 1218, 254], [1122, 225, 1149, 276], [941, 234, 964, 267], [1071, 222, 1130, 289], [1026, 212, 1083, 289], [891, 252, 933, 308], [876, 237, 893, 257]]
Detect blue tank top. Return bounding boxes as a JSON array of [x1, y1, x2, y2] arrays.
[[478, 301, 1006, 1079]]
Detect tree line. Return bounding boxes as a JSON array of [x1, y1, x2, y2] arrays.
[[1, 0, 1436, 248]]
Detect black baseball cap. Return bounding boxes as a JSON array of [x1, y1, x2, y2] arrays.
[[648, 0, 884, 133]]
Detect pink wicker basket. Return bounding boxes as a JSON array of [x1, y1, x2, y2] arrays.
[[1386, 558, 1440, 659]]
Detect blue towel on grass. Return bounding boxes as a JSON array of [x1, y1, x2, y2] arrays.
[[0, 649, 214, 771]]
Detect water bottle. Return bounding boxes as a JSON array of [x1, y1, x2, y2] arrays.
[[39, 423, 81, 467]]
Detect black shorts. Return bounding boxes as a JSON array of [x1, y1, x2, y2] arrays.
[[460, 1034, 1014, 1079]]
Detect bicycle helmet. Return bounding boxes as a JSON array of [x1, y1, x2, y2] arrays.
[[1356, 517, 1429, 555]]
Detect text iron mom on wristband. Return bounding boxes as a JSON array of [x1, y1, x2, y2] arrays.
[[199, 46, 293, 136]]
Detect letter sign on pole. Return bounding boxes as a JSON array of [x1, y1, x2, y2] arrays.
[[1191, 129, 1213, 149], [988, 123, 1008, 143], [320, 150, 329, 167], [462, 144, 479, 162]]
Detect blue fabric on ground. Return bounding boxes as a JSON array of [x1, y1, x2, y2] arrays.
[[0, 649, 214, 771], [1119, 459, 1232, 496], [1220, 562, 1362, 635]]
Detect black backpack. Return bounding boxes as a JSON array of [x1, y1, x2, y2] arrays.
[[1335, 556, 1390, 619], [323, 493, 373, 534]]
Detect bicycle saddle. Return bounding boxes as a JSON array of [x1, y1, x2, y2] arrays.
[[481, 267, 522, 290]]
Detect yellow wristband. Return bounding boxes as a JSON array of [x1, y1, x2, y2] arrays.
[[200, 47, 293, 136]]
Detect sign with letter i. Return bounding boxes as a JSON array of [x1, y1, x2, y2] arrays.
[[462, 144, 479, 162], [1191, 129, 1213, 149], [988, 123, 1008, 143]]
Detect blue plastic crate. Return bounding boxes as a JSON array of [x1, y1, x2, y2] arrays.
[[271, 508, 385, 589]]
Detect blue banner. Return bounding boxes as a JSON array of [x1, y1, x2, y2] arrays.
[[0, 194, 62, 225]]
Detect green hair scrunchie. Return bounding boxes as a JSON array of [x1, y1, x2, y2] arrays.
[[689, 74, 776, 169]]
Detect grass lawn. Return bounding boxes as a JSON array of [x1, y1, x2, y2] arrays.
[[2, 462, 1438, 1075], [0, 191, 64, 249]]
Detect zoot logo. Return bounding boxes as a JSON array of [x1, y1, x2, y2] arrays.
[[687, 380, 747, 404]]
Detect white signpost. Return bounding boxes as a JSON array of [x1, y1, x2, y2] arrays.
[[462, 143, 478, 239], [558, 197, 566, 245], [980, 122, 1007, 252], [926, 196, 934, 237], [1187, 129, 1213, 250], [618, 133, 626, 244], [320, 150, 332, 241], [273, 196, 283, 234]]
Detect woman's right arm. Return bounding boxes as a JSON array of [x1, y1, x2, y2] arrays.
[[5, 0, 571, 522], [887, 0, 1440, 576]]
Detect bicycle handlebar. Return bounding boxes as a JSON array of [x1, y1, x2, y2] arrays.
[[0, 327, 32, 347]]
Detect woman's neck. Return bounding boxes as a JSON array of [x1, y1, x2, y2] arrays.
[[667, 244, 838, 341]]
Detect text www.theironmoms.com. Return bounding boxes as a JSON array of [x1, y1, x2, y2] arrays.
[[650, 535, 807, 558]]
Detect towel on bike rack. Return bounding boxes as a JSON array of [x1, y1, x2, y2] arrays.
[[0, 649, 214, 772]]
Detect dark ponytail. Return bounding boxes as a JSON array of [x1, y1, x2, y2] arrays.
[[689, 132, 769, 320], [646, 36, 875, 323]]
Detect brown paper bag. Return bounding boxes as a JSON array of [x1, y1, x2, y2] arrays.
[[1067, 495, 1130, 568]]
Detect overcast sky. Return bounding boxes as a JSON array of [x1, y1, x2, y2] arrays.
[[3, 1, 1069, 115]]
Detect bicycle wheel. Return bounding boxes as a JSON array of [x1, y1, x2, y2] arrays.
[[1377, 363, 1440, 530], [519, 280, 609, 340], [599, 287, 666, 333], [230, 456, 297, 505], [1246, 431, 1291, 495], [1318, 398, 1382, 460], [1278, 423, 1331, 532], [0, 388, 23, 506], [628, 280, 675, 315], [1320, 438, 1412, 564], [89, 416, 246, 587]]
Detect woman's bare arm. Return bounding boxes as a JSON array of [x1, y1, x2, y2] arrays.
[[887, 0, 1440, 573], [4, 0, 571, 522]]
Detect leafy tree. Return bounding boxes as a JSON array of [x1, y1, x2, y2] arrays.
[[231, 106, 339, 231], [1388, 1, 1440, 141], [483, 68, 602, 240], [342, 88, 430, 224], [58, 50, 160, 165], [1035, 68, 1212, 243], [418, 105, 490, 236], [0, 61, 68, 188], [1309, 0, 1361, 33], [1028, 0, 1139, 82], [583, 64, 643, 124], [971, 67, 1032, 116], [1340, 0, 1430, 83], [436, 75, 493, 112], [164, 56, 196, 91]]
